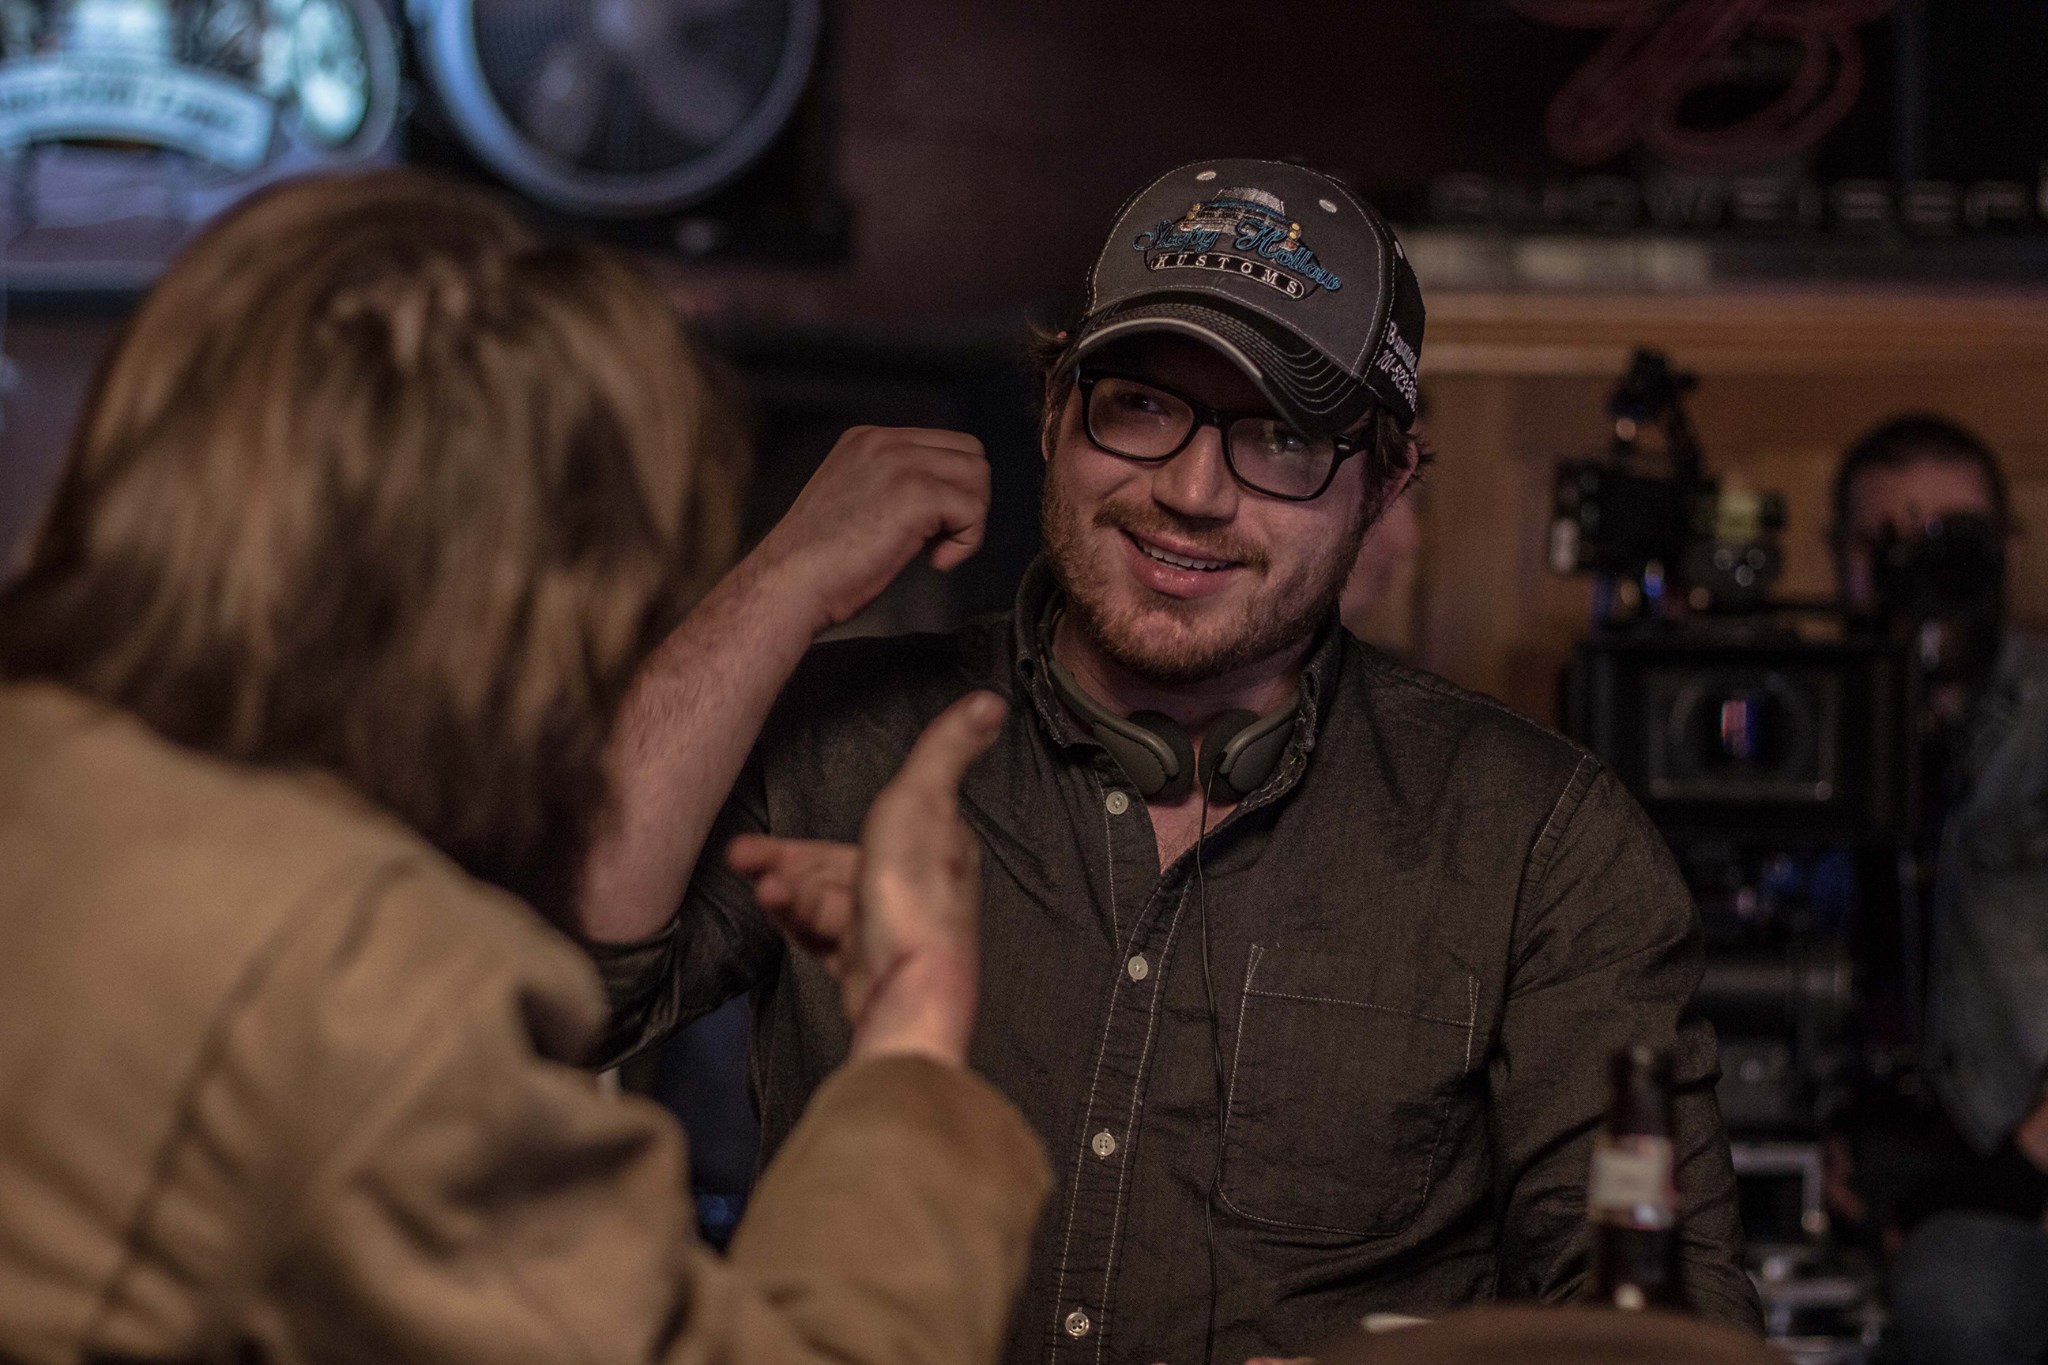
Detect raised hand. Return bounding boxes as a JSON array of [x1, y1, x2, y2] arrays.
[[728, 691, 1006, 1065], [756, 425, 991, 635], [577, 426, 990, 948]]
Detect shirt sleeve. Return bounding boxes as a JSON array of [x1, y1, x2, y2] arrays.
[[1932, 794, 2048, 1151], [258, 870, 1050, 1365], [1488, 758, 1762, 1332], [586, 755, 786, 1067]]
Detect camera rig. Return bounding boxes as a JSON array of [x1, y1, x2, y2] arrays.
[[1547, 352, 1944, 1343], [1549, 348, 1787, 619], [1551, 349, 1919, 851]]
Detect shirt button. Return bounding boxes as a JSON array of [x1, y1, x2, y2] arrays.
[[1091, 1130, 1118, 1158], [1104, 790, 1130, 816], [1126, 954, 1149, 982], [1064, 1308, 1092, 1338]]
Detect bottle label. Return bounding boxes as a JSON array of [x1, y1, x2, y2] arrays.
[[1587, 1134, 1676, 1230]]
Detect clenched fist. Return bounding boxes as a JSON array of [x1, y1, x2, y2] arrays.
[[756, 425, 991, 636]]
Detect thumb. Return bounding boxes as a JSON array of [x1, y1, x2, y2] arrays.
[[887, 691, 1007, 800]]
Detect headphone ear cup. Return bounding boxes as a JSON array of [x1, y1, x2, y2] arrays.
[[1127, 711, 1194, 803], [1047, 653, 1191, 799], [1197, 709, 1259, 799], [1202, 703, 1298, 799]]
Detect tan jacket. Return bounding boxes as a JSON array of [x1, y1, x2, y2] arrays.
[[0, 683, 1050, 1364]]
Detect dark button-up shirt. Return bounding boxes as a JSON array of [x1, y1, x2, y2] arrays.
[[595, 562, 1760, 1362]]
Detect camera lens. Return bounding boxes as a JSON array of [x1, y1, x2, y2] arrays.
[[1666, 671, 1818, 787]]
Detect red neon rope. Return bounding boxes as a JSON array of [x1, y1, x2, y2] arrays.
[[1508, 0, 1899, 173]]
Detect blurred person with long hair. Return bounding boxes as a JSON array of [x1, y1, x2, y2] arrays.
[[0, 170, 1048, 1364]]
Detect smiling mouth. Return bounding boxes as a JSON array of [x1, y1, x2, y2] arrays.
[[1127, 532, 1240, 573]]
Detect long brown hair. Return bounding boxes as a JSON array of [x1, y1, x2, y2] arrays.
[[0, 170, 743, 922]]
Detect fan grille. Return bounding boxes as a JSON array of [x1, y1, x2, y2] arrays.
[[420, 0, 818, 216], [475, 0, 791, 176]]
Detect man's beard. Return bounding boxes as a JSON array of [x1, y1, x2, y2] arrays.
[[1041, 466, 1372, 686]]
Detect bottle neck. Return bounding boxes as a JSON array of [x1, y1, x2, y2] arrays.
[[1606, 1079, 1674, 1137]]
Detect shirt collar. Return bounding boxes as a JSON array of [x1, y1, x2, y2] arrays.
[[1009, 555, 1346, 806]]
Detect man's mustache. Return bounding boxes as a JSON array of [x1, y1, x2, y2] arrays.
[[1093, 504, 1269, 572]]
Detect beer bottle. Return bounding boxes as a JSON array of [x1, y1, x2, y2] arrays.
[[1588, 1043, 1687, 1311]]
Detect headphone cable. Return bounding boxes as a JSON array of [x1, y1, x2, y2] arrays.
[[1196, 776, 1225, 1365]]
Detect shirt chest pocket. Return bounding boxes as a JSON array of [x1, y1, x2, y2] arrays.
[[1219, 944, 1477, 1239]]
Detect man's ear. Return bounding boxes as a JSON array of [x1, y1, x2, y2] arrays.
[[1383, 452, 1419, 508], [1367, 441, 1420, 522], [1041, 360, 1073, 465]]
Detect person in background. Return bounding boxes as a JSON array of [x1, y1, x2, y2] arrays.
[[579, 158, 1759, 1363], [0, 169, 1048, 1365], [1825, 416, 2048, 1365]]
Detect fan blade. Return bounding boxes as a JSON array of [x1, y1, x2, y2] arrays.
[[519, 36, 612, 161], [678, 0, 757, 21], [629, 45, 749, 146]]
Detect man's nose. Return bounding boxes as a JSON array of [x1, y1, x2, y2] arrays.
[[1149, 423, 1238, 521]]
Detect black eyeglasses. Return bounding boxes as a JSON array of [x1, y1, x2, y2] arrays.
[[1076, 369, 1360, 502]]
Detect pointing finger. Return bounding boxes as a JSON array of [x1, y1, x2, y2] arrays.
[[883, 692, 1006, 805]]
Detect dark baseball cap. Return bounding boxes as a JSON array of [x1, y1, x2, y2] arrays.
[[1061, 158, 1424, 435]]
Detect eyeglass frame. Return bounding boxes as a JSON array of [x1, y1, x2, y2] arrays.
[[1072, 367, 1363, 502]]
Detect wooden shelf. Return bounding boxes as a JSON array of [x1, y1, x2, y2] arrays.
[[1424, 288, 2048, 379]]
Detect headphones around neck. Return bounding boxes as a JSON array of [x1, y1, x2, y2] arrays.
[[1043, 651, 1299, 804]]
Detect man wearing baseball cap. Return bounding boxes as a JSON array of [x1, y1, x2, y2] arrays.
[[578, 159, 1760, 1359]]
